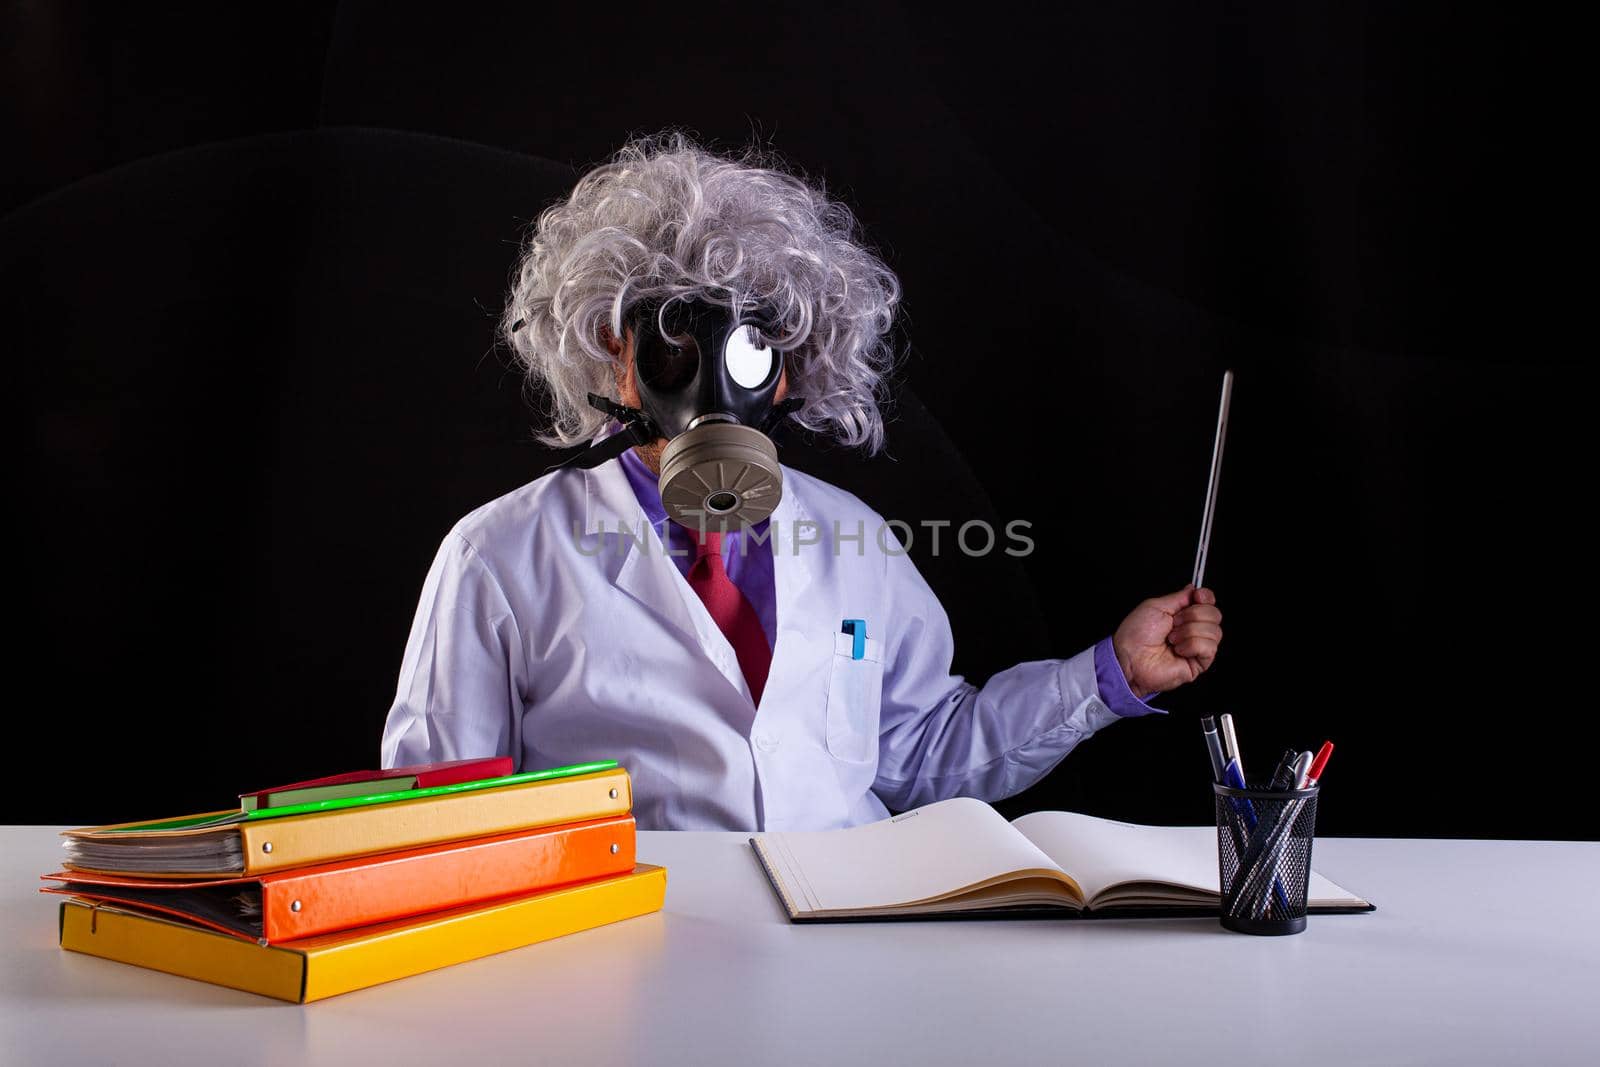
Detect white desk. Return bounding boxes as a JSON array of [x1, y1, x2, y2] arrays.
[[2, 827, 1596, 1065]]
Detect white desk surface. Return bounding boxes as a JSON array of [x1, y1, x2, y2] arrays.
[[3, 826, 1597, 1066]]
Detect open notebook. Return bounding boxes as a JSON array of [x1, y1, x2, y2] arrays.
[[751, 797, 1373, 920]]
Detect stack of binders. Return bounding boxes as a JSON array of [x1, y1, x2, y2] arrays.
[[41, 757, 665, 1002]]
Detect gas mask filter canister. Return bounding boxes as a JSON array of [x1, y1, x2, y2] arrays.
[[657, 419, 783, 533]]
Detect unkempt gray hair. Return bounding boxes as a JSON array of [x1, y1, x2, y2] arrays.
[[501, 129, 903, 452]]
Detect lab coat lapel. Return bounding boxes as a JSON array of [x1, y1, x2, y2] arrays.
[[582, 459, 752, 703], [582, 460, 699, 647], [761, 473, 815, 707]]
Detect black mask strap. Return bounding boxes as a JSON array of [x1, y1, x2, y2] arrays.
[[548, 394, 804, 472], [761, 396, 807, 444], [546, 394, 665, 472]]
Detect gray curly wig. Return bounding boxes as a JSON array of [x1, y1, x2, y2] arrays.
[[501, 129, 903, 453]]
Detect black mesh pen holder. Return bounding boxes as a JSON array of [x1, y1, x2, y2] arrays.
[[1213, 780, 1320, 935]]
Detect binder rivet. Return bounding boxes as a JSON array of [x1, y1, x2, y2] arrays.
[[609, 788, 618, 799], [610, 844, 620, 854], [262, 842, 273, 853], [290, 900, 302, 912]]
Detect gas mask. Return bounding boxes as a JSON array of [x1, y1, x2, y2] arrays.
[[556, 296, 804, 532]]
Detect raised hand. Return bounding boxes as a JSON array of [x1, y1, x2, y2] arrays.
[[1112, 584, 1223, 698]]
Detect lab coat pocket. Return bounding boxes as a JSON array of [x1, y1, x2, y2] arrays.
[[826, 631, 883, 763]]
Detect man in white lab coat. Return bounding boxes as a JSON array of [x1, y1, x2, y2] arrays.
[[380, 130, 1223, 830]]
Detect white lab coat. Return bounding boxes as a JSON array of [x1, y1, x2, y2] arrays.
[[380, 456, 1127, 830]]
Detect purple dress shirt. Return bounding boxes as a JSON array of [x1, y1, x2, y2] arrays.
[[617, 446, 1160, 719]]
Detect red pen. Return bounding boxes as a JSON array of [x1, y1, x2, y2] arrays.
[[1303, 741, 1334, 786]]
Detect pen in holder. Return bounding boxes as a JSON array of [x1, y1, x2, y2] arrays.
[[1213, 779, 1319, 935]]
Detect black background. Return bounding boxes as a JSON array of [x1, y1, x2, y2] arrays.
[[8, 3, 1585, 836]]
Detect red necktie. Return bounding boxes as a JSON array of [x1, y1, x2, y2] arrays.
[[683, 527, 772, 705]]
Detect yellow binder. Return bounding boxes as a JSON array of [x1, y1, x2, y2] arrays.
[[58, 864, 667, 1002], [64, 768, 633, 875]]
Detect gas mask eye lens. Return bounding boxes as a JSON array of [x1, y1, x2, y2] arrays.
[[638, 330, 698, 392], [724, 325, 776, 390]]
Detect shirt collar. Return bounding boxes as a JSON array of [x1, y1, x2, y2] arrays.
[[618, 444, 670, 530]]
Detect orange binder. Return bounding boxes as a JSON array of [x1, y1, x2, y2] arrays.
[[44, 815, 637, 942]]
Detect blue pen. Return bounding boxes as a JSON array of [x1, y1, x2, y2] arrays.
[[1223, 758, 1292, 914], [1223, 757, 1255, 823]]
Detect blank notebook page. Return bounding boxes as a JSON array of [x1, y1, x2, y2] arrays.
[[1011, 810, 1358, 904], [1010, 811, 1225, 901], [760, 797, 1070, 912]]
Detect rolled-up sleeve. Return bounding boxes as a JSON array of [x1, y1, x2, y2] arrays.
[[379, 529, 525, 769], [871, 542, 1130, 813]]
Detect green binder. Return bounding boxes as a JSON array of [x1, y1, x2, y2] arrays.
[[103, 761, 621, 834]]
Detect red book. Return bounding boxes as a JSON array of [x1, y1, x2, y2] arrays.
[[240, 756, 513, 811]]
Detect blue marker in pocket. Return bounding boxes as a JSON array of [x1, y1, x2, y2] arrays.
[[841, 619, 866, 660]]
